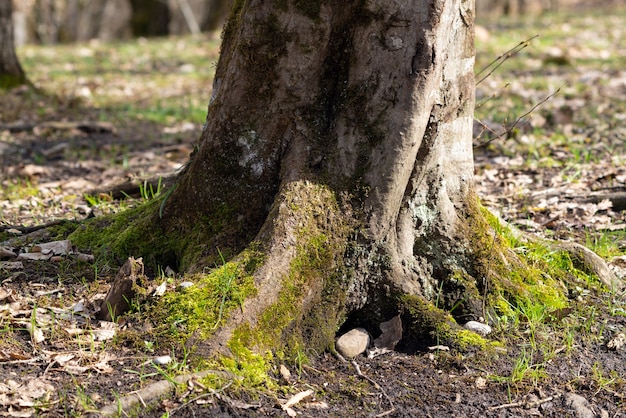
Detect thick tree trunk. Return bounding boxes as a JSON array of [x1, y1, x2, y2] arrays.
[[156, 0, 478, 355], [0, 0, 27, 89]]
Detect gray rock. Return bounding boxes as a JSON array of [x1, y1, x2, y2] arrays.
[[336, 328, 370, 358], [178, 281, 194, 290], [374, 315, 402, 350], [563, 393, 594, 418]]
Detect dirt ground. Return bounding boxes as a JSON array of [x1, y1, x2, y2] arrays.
[[2, 8, 626, 418], [0, 103, 624, 418]]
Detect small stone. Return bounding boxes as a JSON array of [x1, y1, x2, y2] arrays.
[[336, 328, 370, 358], [464, 320, 492, 336], [563, 393, 594, 418], [178, 281, 194, 290], [75, 253, 95, 262], [153, 355, 172, 365], [374, 315, 402, 350]]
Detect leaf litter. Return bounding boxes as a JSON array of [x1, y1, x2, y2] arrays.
[[0, 8, 626, 418]]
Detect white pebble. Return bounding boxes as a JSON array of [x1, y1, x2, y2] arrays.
[[464, 321, 492, 336]]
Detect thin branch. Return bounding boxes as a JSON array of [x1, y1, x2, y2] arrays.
[[476, 35, 539, 86], [351, 360, 396, 417], [474, 84, 564, 149], [488, 394, 558, 411], [475, 83, 510, 110]]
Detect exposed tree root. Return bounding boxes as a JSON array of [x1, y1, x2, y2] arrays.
[[551, 241, 622, 291], [569, 190, 626, 212], [496, 213, 623, 291], [97, 369, 234, 416], [0, 219, 74, 235], [87, 174, 177, 200]]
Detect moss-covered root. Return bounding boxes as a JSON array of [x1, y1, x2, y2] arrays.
[[552, 241, 622, 291], [491, 211, 622, 291], [399, 294, 487, 352]]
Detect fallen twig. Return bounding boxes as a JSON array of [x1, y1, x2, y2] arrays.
[[488, 394, 559, 411], [351, 360, 396, 417]]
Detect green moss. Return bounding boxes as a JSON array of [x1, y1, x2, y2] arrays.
[[463, 198, 570, 321], [256, 232, 343, 355], [222, 335, 274, 387], [456, 195, 621, 350], [221, 0, 247, 45], [147, 246, 263, 348], [69, 193, 242, 273], [400, 195, 609, 355], [226, 182, 350, 373], [400, 294, 487, 351], [0, 74, 27, 90]]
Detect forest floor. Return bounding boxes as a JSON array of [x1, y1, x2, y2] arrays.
[[1, 8, 626, 418]]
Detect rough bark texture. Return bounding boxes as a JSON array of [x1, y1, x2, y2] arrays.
[[0, 0, 27, 89], [159, 0, 477, 355]]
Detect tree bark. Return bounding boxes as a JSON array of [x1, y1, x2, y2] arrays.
[[153, 0, 478, 355], [0, 0, 27, 89]]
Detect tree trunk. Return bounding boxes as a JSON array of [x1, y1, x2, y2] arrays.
[[33, 0, 62, 44], [128, 0, 171, 37], [152, 0, 479, 355], [0, 0, 27, 89], [201, 0, 232, 32]]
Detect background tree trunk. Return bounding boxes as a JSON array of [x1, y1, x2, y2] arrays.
[[128, 0, 171, 37], [201, 0, 232, 32], [0, 0, 27, 88], [158, 0, 478, 355]]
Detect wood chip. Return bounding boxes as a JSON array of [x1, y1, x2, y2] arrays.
[[282, 389, 314, 411]]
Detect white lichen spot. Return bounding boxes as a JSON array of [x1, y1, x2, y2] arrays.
[[409, 201, 436, 230], [237, 130, 265, 177]]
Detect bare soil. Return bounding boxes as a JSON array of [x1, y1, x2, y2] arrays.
[[1, 9, 626, 417], [1, 92, 624, 418]]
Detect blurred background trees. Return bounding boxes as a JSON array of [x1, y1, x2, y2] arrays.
[[476, 0, 621, 17], [1, 0, 27, 88], [9, 0, 621, 46], [11, 0, 234, 45]]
